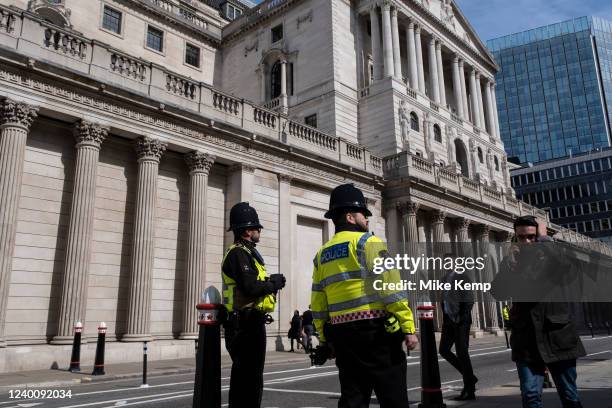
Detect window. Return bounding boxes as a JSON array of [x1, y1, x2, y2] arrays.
[[410, 112, 419, 131], [271, 24, 283, 43], [146, 25, 164, 52], [478, 147, 484, 164], [185, 43, 200, 68], [494, 156, 500, 171], [433, 124, 442, 143], [102, 5, 122, 34], [226, 3, 243, 20], [304, 114, 317, 128]]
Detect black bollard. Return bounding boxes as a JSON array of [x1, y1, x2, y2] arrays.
[[69, 321, 83, 373], [142, 341, 148, 387], [588, 322, 594, 338], [92, 322, 107, 375], [418, 304, 446, 408], [504, 329, 510, 349], [193, 287, 223, 408]]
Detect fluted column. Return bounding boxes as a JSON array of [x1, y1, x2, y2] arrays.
[[475, 225, 499, 331], [459, 60, 469, 120], [278, 174, 293, 332], [430, 210, 446, 329], [484, 79, 496, 136], [280, 60, 288, 113], [180, 151, 215, 339], [123, 137, 167, 342], [436, 41, 447, 107], [391, 7, 402, 79], [476, 73, 486, 130], [369, 5, 382, 81], [469, 69, 480, 127], [415, 26, 426, 94], [406, 22, 418, 90], [452, 56, 464, 118], [453, 217, 470, 255], [397, 201, 420, 316], [52, 121, 108, 344], [0, 99, 38, 348], [491, 83, 501, 138], [381, 1, 394, 78], [428, 38, 440, 103]]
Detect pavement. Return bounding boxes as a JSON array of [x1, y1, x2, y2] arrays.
[[0, 335, 609, 407]]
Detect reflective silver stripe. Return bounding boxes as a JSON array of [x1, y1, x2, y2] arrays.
[[312, 311, 330, 320], [318, 270, 362, 288], [356, 232, 372, 279], [312, 283, 323, 292], [328, 294, 380, 312], [381, 292, 408, 305]]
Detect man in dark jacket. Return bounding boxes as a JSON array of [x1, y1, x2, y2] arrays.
[[492, 216, 585, 408], [439, 256, 477, 401]]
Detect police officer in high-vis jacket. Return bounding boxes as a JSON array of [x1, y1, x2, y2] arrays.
[[222, 202, 286, 408], [311, 184, 418, 408]]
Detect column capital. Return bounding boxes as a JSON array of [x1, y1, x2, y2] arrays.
[[415, 24, 421, 34], [279, 59, 288, 65], [429, 36, 436, 46], [396, 201, 419, 216], [369, 3, 378, 12], [134, 136, 167, 162], [74, 120, 108, 149], [458, 58, 465, 67], [430, 209, 446, 224], [1, 99, 38, 130], [475, 71, 481, 80], [470, 67, 477, 76], [184, 151, 215, 175], [453, 217, 471, 231], [408, 20, 415, 29], [435, 40, 442, 50], [391, 7, 398, 17], [381, 0, 393, 11], [229, 163, 256, 174], [277, 173, 293, 183], [453, 55, 459, 64], [471, 224, 490, 238]]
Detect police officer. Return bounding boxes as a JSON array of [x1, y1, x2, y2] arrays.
[[222, 202, 286, 408], [311, 184, 419, 408]]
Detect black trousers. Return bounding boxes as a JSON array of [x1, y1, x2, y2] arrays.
[[439, 315, 476, 391], [224, 309, 267, 408], [331, 318, 409, 408]]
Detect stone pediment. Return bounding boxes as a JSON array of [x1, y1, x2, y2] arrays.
[[414, 0, 497, 69]]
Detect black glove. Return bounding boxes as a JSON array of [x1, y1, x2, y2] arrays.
[[269, 274, 286, 291], [310, 343, 334, 366]]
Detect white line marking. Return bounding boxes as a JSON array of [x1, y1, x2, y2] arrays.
[[586, 350, 610, 357], [581, 335, 612, 341]]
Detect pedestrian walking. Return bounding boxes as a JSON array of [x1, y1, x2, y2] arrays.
[[288, 310, 303, 352]]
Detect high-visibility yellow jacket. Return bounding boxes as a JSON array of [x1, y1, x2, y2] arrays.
[[310, 230, 415, 342], [222, 243, 276, 313]]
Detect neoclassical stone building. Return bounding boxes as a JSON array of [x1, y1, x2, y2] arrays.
[[0, 0, 607, 372]]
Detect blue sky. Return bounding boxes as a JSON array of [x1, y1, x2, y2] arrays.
[[253, 0, 612, 41]]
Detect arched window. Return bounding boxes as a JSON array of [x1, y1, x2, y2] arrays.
[[478, 147, 484, 163], [433, 124, 442, 143], [410, 112, 419, 131], [494, 156, 500, 171], [270, 61, 282, 99]]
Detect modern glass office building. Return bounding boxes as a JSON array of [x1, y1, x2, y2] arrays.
[[488, 17, 612, 164]]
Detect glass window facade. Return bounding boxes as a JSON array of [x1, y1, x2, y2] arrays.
[[488, 17, 612, 164]]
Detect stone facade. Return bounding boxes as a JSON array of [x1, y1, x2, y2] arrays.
[[0, 0, 607, 372]]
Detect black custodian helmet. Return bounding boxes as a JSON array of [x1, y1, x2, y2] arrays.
[[324, 184, 372, 219], [228, 202, 263, 232]]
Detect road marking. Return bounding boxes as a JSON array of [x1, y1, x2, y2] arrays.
[[507, 368, 517, 372], [581, 336, 612, 341], [263, 388, 341, 397], [586, 350, 610, 357]]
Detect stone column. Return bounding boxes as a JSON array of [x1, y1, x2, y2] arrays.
[[179, 151, 215, 339], [476, 73, 486, 130], [459, 60, 469, 120], [52, 121, 108, 344], [280, 59, 288, 113], [428, 38, 440, 103], [415, 26, 426, 94], [123, 137, 167, 342], [224, 164, 255, 248], [397, 201, 420, 315], [484, 79, 496, 136], [381, 1, 394, 78], [278, 174, 293, 333], [491, 83, 501, 139], [407, 22, 418, 90], [474, 224, 500, 332], [369, 5, 382, 81], [260, 64, 267, 103], [430, 210, 446, 329], [391, 7, 402, 80], [452, 56, 464, 119], [436, 41, 447, 107], [0, 99, 38, 348], [469, 69, 480, 127], [453, 217, 470, 255]]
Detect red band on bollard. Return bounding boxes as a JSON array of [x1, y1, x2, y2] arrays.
[[196, 304, 223, 326], [417, 305, 435, 320]]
